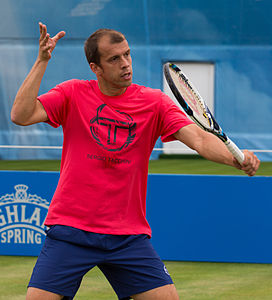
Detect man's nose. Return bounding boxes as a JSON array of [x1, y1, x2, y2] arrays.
[[120, 56, 130, 68]]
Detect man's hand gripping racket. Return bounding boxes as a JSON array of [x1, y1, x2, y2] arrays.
[[163, 62, 260, 176]]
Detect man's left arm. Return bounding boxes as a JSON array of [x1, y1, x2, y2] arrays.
[[174, 124, 260, 176]]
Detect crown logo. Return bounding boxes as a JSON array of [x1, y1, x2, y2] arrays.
[[0, 184, 50, 207], [14, 184, 29, 201]]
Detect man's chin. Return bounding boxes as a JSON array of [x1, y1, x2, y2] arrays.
[[120, 80, 132, 88], [125, 81, 132, 87]]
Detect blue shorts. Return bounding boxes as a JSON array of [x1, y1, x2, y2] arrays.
[[28, 225, 173, 299]]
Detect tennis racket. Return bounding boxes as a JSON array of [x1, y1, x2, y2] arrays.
[[163, 62, 244, 164]]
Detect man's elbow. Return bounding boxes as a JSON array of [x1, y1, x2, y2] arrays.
[[10, 110, 29, 126], [10, 110, 20, 125]]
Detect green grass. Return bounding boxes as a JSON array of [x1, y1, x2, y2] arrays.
[[0, 155, 271, 176], [0, 256, 272, 300], [149, 155, 271, 176], [0, 160, 61, 171]]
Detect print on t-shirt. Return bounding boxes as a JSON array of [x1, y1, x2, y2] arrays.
[[90, 104, 136, 152]]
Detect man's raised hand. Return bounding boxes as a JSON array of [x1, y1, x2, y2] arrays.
[[38, 22, 65, 61]]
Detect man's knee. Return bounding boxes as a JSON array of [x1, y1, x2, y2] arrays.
[[132, 284, 179, 300], [26, 287, 63, 300]]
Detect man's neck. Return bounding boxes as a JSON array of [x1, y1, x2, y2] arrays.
[[98, 82, 127, 97]]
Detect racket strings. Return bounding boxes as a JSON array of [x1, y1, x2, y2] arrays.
[[173, 75, 200, 113], [174, 73, 212, 127]]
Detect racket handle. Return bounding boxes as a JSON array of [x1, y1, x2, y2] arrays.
[[224, 138, 245, 164]]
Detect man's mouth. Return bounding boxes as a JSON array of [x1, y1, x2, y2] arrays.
[[121, 72, 132, 80]]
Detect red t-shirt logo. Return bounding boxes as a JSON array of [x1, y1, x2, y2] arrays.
[[90, 104, 136, 152]]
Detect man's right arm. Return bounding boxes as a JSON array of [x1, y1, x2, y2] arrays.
[[11, 22, 65, 126]]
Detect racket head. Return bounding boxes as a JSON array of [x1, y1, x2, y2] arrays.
[[163, 62, 226, 141]]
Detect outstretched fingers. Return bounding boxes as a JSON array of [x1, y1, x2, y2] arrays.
[[39, 22, 47, 40], [52, 31, 66, 43], [37, 22, 65, 61], [38, 22, 50, 56]]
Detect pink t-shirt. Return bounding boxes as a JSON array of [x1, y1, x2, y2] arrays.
[[38, 79, 193, 236]]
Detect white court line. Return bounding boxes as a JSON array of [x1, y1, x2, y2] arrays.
[[0, 145, 271, 152]]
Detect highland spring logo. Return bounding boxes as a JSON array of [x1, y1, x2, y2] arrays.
[[0, 184, 49, 245]]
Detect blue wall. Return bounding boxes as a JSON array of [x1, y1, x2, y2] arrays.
[[0, 0, 272, 160], [0, 171, 271, 263], [147, 174, 272, 263]]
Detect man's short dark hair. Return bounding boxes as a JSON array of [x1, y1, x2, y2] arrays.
[[84, 29, 125, 65]]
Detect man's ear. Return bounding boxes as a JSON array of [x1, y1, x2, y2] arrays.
[[90, 62, 102, 75]]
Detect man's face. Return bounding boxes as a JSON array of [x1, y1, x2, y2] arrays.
[[92, 35, 133, 96]]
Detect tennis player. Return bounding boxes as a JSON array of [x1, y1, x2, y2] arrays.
[[11, 23, 260, 300]]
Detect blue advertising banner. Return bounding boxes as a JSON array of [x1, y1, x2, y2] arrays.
[[0, 171, 59, 256]]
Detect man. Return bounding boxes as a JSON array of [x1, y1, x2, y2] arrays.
[[11, 23, 260, 300]]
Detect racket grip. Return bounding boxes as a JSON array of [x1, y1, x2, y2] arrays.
[[224, 138, 244, 164]]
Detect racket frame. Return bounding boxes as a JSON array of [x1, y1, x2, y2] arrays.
[[163, 62, 244, 164]]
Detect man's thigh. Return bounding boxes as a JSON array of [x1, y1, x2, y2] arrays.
[[28, 226, 99, 299], [99, 234, 175, 299]]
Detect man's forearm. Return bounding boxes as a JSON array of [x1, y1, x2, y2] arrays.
[[174, 124, 260, 176], [11, 58, 48, 125], [174, 125, 235, 166], [11, 23, 65, 126], [195, 132, 235, 166]]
